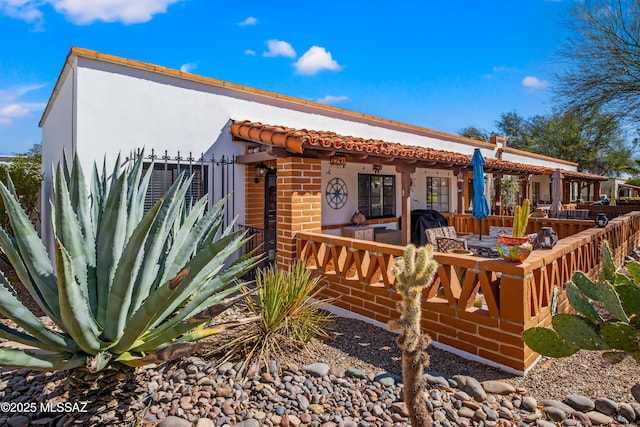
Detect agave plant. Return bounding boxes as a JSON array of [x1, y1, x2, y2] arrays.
[[0, 152, 260, 372]]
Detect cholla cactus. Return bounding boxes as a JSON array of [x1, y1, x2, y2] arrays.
[[388, 244, 438, 427], [512, 199, 531, 237]]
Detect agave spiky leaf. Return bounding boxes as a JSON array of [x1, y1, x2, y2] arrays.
[[0, 151, 258, 372]]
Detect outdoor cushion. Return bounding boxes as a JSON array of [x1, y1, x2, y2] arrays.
[[425, 226, 458, 246], [435, 236, 468, 252]]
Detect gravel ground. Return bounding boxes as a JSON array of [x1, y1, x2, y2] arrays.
[[301, 315, 640, 404]]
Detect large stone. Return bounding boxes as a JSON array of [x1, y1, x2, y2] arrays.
[[631, 383, 640, 403], [452, 375, 487, 401], [425, 373, 450, 389], [345, 368, 366, 379], [540, 399, 574, 416], [481, 380, 516, 395], [564, 395, 595, 412], [374, 372, 400, 387], [157, 416, 191, 427], [543, 406, 567, 422], [522, 396, 538, 412], [535, 421, 556, 427], [232, 420, 260, 427], [195, 419, 215, 427], [619, 402, 637, 422], [594, 397, 617, 415], [7, 416, 30, 427], [303, 363, 330, 378], [585, 411, 613, 425]]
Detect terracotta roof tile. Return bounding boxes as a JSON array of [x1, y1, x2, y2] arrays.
[[231, 120, 553, 175]]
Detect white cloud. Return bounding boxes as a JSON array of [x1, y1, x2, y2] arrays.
[[244, 49, 256, 56], [522, 76, 550, 89], [0, 0, 181, 25], [180, 62, 197, 73], [263, 40, 296, 58], [238, 16, 256, 26], [0, 84, 47, 126], [0, 83, 47, 101], [315, 95, 348, 105], [294, 46, 342, 75], [0, 104, 29, 118]]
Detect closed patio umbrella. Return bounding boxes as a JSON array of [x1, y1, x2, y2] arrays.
[[550, 168, 563, 216], [471, 149, 490, 239]]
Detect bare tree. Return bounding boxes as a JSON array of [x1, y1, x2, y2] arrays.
[[555, 0, 640, 125]]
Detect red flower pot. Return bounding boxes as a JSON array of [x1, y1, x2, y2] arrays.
[[496, 235, 533, 263]]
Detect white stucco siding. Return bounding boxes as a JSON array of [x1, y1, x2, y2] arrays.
[[501, 151, 577, 171], [40, 64, 75, 250]]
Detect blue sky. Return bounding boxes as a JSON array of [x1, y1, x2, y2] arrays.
[[0, 0, 574, 155]]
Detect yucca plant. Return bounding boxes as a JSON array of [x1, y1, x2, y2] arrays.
[[0, 152, 261, 373], [219, 260, 333, 372]]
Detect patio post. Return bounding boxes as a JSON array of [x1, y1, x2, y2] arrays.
[[397, 164, 415, 246]]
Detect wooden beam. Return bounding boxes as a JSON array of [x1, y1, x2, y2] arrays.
[[395, 164, 416, 174], [401, 171, 411, 246], [236, 151, 277, 164]]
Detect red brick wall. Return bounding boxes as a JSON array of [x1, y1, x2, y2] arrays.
[[276, 157, 322, 269]]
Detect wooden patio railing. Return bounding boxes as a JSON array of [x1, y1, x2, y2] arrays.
[[297, 212, 640, 373]]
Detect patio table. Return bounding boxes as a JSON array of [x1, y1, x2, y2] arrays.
[[461, 235, 499, 257]]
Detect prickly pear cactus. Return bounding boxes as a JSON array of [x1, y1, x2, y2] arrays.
[[388, 244, 438, 427], [523, 241, 640, 364]]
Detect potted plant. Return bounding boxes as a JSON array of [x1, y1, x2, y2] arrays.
[[496, 199, 533, 262]]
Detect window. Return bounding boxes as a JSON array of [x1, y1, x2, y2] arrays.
[[532, 182, 540, 205], [143, 163, 208, 211], [426, 177, 450, 212], [358, 174, 396, 219]]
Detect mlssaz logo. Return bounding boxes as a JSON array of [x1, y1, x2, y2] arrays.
[[40, 401, 89, 413]]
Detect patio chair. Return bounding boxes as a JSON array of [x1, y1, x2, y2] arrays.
[[425, 226, 459, 246]]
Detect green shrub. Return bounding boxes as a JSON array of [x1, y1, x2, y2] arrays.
[[0, 152, 260, 373], [0, 143, 42, 232], [220, 260, 333, 371]]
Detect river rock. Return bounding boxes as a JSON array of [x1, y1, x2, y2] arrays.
[[543, 406, 567, 422], [565, 395, 595, 412], [594, 397, 617, 415], [303, 363, 330, 378], [585, 410, 613, 425], [522, 396, 538, 411], [540, 399, 574, 416], [453, 375, 487, 401], [481, 380, 516, 395], [619, 402, 636, 422], [157, 416, 191, 427]]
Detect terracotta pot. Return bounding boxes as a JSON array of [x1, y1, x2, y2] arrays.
[[496, 235, 532, 263]]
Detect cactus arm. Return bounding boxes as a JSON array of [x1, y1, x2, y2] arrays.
[[522, 327, 580, 357], [601, 241, 616, 282], [600, 321, 640, 352], [551, 314, 608, 350], [565, 282, 603, 323], [625, 260, 640, 283]]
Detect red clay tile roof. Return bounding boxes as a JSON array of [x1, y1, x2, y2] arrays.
[[231, 120, 609, 180], [556, 169, 608, 181], [231, 120, 552, 175], [230, 120, 471, 164]]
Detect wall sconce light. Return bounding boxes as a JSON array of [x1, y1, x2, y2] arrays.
[[254, 162, 269, 183], [457, 171, 464, 183], [330, 155, 347, 168], [372, 165, 382, 174]]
